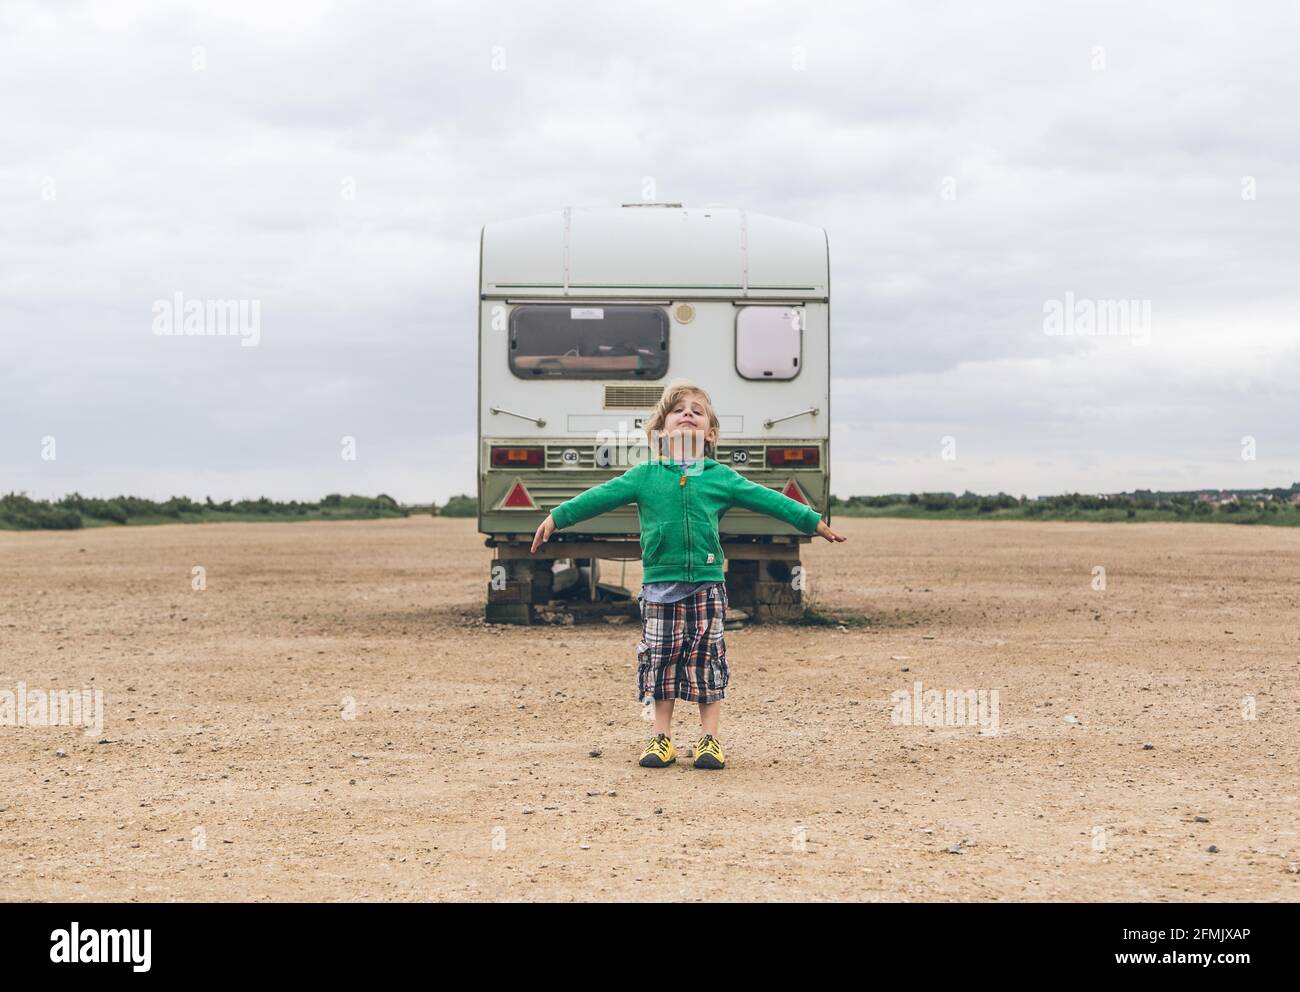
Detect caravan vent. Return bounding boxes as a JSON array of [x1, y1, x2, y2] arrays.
[[603, 384, 665, 409]]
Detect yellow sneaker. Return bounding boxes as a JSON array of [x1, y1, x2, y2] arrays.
[[692, 734, 725, 770], [638, 733, 677, 768]]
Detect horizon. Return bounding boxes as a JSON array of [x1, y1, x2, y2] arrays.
[[8, 478, 1300, 507]]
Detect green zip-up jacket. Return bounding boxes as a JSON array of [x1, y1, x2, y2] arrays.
[[548, 457, 823, 583]]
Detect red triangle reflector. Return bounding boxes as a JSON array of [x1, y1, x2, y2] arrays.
[[502, 480, 536, 509], [782, 480, 809, 506]]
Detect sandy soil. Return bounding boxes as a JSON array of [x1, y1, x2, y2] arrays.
[[1, 515, 1298, 902]]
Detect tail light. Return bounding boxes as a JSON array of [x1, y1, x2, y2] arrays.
[[491, 446, 544, 468], [767, 446, 820, 468]]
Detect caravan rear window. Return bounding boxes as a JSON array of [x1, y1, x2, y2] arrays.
[[509, 305, 669, 379], [735, 305, 802, 380]]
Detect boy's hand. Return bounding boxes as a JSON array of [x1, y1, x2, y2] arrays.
[[814, 520, 847, 543], [530, 513, 557, 553]]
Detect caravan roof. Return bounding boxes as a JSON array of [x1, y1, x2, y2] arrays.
[[480, 205, 828, 300]]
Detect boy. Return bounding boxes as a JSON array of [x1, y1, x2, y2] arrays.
[[531, 380, 847, 769]]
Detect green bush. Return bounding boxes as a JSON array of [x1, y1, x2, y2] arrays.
[[58, 493, 126, 523], [90, 500, 128, 524], [437, 495, 478, 517], [0, 494, 83, 530], [920, 492, 955, 512]]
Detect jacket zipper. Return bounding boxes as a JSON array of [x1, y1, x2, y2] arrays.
[[681, 470, 692, 581]]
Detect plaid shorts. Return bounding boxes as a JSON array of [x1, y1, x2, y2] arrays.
[[636, 583, 730, 704]]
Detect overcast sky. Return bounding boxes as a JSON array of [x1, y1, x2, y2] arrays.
[[2, 0, 1297, 503]]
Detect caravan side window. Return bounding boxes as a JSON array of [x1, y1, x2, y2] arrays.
[[735, 306, 802, 380], [509, 305, 669, 379]]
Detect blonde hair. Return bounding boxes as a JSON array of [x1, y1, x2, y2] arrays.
[[645, 379, 720, 460]]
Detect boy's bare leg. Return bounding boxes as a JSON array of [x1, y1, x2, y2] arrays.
[[699, 701, 720, 737], [653, 699, 674, 735]]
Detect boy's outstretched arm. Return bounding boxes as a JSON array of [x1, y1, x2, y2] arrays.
[[531, 463, 644, 553], [728, 469, 848, 543]]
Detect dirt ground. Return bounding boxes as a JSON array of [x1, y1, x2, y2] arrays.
[[2, 515, 1297, 902]]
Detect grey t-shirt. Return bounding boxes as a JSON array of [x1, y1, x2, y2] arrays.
[[639, 580, 722, 604]]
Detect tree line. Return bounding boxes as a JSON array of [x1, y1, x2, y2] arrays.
[[0, 493, 408, 530]]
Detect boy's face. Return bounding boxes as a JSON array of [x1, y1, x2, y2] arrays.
[[661, 393, 717, 460]]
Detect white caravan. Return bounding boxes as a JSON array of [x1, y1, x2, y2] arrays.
[[478, 204, 830, 623]]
